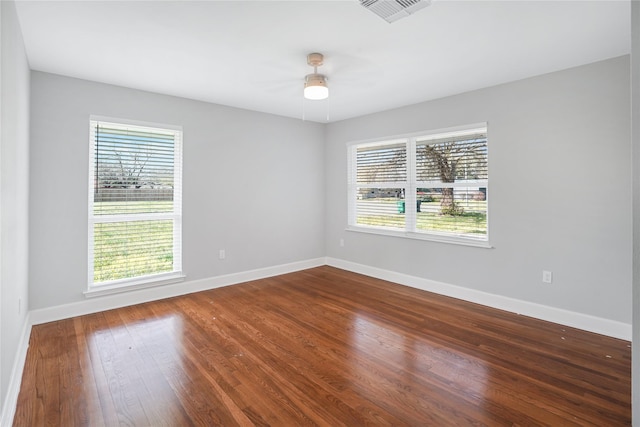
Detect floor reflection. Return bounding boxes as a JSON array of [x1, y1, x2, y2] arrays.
[[349, 312, 489, 415], [86, 313, 186, 425]]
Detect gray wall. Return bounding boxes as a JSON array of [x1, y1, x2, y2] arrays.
[[632, 0, 639, 423], [325, 56, 632, 324], [29, 72, 325, 310], [0, 0, 30, 409]]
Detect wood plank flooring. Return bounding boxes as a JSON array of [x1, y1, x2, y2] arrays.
[[14, 266, 631, 426]]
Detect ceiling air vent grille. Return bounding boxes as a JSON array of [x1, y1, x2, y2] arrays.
[[360, 0, 431, 23]]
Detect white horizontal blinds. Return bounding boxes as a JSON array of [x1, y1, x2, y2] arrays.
[[416, 133, 487, 182], [94, 124, 175, 214], [90, 120, 182, 285], [415, 130, 488, 238], [355, 141, 407, 230], [356, 142, 406, 183]]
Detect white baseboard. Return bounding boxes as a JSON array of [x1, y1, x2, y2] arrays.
[[326, 257, 632, 341], [26, 255, 634, 337], [30, 258, 326, 326], [0, 314, 31, 427]]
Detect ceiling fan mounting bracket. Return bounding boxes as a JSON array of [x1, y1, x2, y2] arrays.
[[307, 53, 324, 67]]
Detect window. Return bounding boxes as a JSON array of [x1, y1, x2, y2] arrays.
[[88, 117, 183, 292], [348, 124, 489, 246]]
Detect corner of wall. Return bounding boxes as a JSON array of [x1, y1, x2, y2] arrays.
[[630, 0, 639, 424], [0, 0, 31, 422], [0, 316, 30, 427]]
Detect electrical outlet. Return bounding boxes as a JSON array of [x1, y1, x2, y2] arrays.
[[339, 239, 344, 247], [542, 270, 553, 284], [219, 249, 226, 260]]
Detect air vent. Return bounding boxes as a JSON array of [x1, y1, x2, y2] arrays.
[[360, 0, 431, 23]]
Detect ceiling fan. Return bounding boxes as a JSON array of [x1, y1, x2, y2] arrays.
[[304, 53, 328, 101]]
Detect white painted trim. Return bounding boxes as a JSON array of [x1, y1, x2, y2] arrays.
[[345, 122, 487, 148], [345, 226, 492, 248], [30, 258, 325, 326], [89, 115, 183, 132], [84, 273, 186, 298], [326, 257, 631, 341], [0, 314, 31, 427]]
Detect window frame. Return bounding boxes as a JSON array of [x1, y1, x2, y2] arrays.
[[347, 123, 491, 248], [86, 116, 185, 296]]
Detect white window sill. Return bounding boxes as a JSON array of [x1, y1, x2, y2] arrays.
[[346, 225, 493, 248], [85, 272, 186, 298]]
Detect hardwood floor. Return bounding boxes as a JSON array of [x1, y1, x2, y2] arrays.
[[14, 266, 631, 426]]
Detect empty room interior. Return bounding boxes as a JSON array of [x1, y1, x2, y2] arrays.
[[1, 0, 640, 425]]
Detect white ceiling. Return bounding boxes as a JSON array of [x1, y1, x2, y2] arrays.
[[14, 0, 631, 123]]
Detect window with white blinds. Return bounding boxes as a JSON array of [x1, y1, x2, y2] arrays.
[[348, 124, 489, 246], [354, 141, 407, 229], [88, 118, 183, 291]]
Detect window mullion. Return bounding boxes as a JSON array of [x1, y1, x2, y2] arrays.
[[347, 145, 357, 226], [93, 212, 177, 223], [406, 138, 417, 232]]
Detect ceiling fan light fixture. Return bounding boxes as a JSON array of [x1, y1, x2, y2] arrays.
[[303, 52, 329, 100], [304, 73, 329, 100]]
